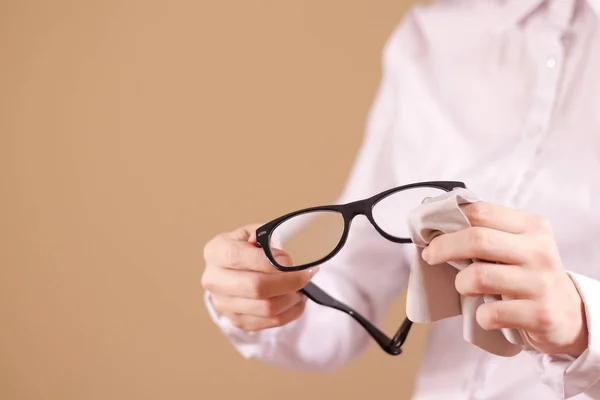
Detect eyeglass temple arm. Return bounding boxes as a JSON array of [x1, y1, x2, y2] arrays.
[[300, 281, 412, 356]]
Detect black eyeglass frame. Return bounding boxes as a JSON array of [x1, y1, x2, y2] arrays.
[[255, 180, 466, 356]]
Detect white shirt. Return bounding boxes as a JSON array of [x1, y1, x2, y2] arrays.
[[204, 0, 600, 398]]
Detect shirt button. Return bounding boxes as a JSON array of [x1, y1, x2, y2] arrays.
[[546, 57, 557, 68]]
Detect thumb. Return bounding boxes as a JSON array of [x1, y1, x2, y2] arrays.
[[229, 223, 263, 243]]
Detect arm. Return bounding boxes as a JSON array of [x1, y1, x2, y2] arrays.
[[203, 17, 417, 372], [422, 201, 600, 398], [541, 272, 600, 399]]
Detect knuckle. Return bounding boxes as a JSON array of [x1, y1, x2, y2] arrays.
[[532, 215, 553, 233], [203, 237, 218, 263], [536, 304, 556, 332], [200, 269, 216, 292], [203, 233, 225, 263], [247, 275, 270, 299], [223, 243, 241, 266], [489, 305, 501, 328], [532, 239, 556, 267], [472, 264, 490, 291], [468, 202, 490, 225], [258, 299, 279, 317]]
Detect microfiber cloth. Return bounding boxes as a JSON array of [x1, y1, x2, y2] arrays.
[[406, 187, 530, 357]]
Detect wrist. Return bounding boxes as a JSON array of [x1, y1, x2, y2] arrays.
[[563, 275, 589, 358]]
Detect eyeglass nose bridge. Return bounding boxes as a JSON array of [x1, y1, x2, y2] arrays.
[[344, 199, 372, 219], [343, 198, 414, 245]]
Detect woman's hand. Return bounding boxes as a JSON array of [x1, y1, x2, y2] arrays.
[[421, 202, 588, 357], [202, 224, 317, 331]]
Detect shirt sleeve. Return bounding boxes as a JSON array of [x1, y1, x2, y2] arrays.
[[203, 15, 420, 372], [535, 272, 600, 399]]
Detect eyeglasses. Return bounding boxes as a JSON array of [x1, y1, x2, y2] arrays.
[[255, 180, 466, 355]]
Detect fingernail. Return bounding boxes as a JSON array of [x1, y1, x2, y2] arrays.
[[422, 247, 430, 263], [307, 266, 320, 276]]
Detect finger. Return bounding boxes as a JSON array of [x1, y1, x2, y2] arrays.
[[228, 223, 264, 242], [423, 227, 534, 266], [460, 202, 552, 234], [476, 299, 549, 333], [210, 292, 306, 318], [455, 262, 539, 299], [224, 300, 307, 331], [205, 235, 292, 273], [202, 266, 318, 299]]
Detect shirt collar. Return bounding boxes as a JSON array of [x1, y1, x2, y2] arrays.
[[498, 0, 600, 30], [499, 0, 545, 29], [589, 0, 600, 16]]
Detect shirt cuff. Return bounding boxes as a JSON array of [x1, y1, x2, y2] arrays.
[[203, 291, 276, 359], [563, 272, 600, 398], [535, 272, 600, 398]]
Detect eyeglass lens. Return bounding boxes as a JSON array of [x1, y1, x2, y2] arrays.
[[268, 186, 447, 269]]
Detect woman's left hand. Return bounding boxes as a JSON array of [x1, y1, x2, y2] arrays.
[[421, 201, 588, 357]]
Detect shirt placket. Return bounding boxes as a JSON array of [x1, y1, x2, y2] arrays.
[[472, 2, 575, 398], [505, 0, 574, 208]]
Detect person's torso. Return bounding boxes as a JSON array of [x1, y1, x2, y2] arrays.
[[387, 0, 600, 398]]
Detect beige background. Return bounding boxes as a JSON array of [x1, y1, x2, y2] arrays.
[[1, 1, 429, 399]]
